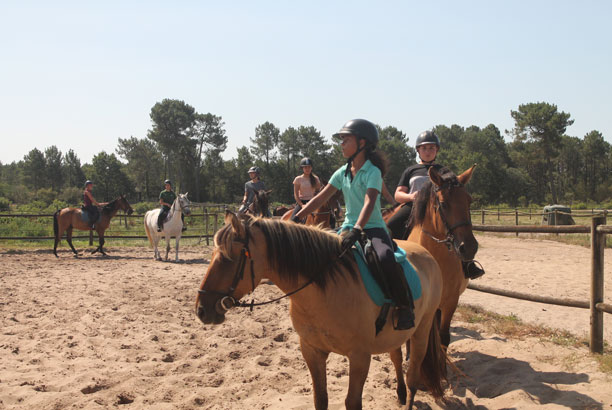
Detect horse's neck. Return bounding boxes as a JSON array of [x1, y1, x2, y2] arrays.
[[170, 200, 181, 216]]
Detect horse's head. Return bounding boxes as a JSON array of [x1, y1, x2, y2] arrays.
[[251, 189, 271, 217], [196, 211, 264, 325], [118, 194, 134, 215], [425, 165, 478, 261], [177, 193, 192, 216]]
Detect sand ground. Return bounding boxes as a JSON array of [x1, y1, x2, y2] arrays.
[[0, 233, 610, 409]]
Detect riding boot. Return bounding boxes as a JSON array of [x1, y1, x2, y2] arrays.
[[388, 264, 415, 330], [463, 260, 485, 279]]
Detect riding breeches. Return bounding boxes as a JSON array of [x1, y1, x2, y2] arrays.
[[157, 206, 170, 228], [387, 203, 413, 240]]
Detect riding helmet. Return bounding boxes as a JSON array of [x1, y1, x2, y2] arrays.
[[164, 179, 172, 185], [247, 166, 261, 175], [415, 130, 440, 148], [332, 119, 379, 147], [300, 157, 313, 167], [84, 180, 93, 188]]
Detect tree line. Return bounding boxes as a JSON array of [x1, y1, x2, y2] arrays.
[[0, 99, 610, 211]]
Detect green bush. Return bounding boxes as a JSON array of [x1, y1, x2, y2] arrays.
[[133, 201, 158, 215], [36, 188, 56, 206], [60, 187, 83, 206], [0, 197, 10, 212]]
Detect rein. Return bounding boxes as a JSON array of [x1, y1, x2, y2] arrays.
[[198, 223, 315, 313], [421, 180, 471, 253]]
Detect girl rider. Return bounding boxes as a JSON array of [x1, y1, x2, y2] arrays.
[[289, 157, 322, 223], [389, 130, 485, 279], [83, 180, 101, 229], [296, 119, 415, 330], [158, 179, 185, 232]]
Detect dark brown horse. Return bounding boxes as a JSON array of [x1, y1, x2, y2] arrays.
[[196, 213, 447, 409], [246, 189, 271, 217], [280, 189, 343, 229], [53, 195, 133, 257]]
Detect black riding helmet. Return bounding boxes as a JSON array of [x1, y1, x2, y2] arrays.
[[247, 166, 260, 175], [164, 179, 172, 185], [300, 157, 313, 167], [333, 119, 379, 147], [415, 130, 440, 148], [84, 180, 93, 188]]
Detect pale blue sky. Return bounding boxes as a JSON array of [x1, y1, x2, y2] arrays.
[[1, 1, 610, 164]]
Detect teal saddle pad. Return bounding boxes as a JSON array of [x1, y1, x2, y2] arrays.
[[352, 245, 422, 307], [80, 208, 101, 224]]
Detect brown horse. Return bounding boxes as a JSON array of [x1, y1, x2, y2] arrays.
[[280, 189, 343, 229], [406, 165, 477, 349], [246, 189, 271, 217], [196, 212, 447, 409], [53, 195, 133, 257]]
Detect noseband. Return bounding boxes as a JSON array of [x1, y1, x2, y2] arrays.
[[422, 179, 472, 253], [197, 223, 314, 313]]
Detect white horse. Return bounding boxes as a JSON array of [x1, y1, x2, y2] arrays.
[[144, 193, 191, 261]]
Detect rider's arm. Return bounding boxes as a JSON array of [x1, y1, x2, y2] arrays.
[[295, 183, 338, 219], [86, 191, 100, 206], [355, 188, 378, 228], [394, 186, 417, 204], [293, 181, 302, 206], [381, 183, 396, 205]]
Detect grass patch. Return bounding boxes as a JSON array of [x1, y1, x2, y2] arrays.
[[456, 304, 612, 374]]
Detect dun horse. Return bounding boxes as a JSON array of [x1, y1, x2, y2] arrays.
[[196, 212, 447, 409], [280, 189, 343, 228], [53, 195, 133, 257]]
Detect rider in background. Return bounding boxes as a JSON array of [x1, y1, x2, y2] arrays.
[[238, 166, 271, 217], [158, 179, 185, 232], [296, 119, 415, 330], [389, 130, 485, 279], [83, 180, 100, 229], [387, 130, 443, 240], [290, 157, 322, 223]]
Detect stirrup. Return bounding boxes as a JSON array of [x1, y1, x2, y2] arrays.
[[464, 260, 485, 280]]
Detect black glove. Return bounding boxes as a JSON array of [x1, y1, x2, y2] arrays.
[[290, 214, 301, 223], [341, 227, 363, 253]]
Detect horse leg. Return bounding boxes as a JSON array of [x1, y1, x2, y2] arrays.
[[153, 235, 161, 260], [66, 226, 79, 256], [345, 352, 371, 410], [300, 340, 329, 410], [165, 235, 170, 261], [389, 347, 407, 405], [175, 235, 180, 262], [98, 234, 106, 256], [439, 298, 459, 350]]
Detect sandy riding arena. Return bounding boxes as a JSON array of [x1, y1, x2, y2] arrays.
[[1, 235, 611, 409]]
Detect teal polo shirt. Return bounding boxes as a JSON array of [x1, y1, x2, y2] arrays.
[[329, 159, 386, 231]]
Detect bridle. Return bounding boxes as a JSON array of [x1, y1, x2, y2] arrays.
[[421, 179, 472, 254], [197, 223, 314, 314]]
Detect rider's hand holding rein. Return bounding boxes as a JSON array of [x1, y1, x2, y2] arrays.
[[295, 183, 337, 221]]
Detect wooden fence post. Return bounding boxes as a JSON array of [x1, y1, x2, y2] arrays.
[[89, 230, 93, 245], [515, 208, 519, 237], [481, 209, 485, 224], [497, 207, 500, 221], [213, 211, 218, 237], [205, 208, 209, 246], [590, 215, 605, 353]]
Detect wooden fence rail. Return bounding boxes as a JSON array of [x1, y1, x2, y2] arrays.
[[471, 216, 609, 353]]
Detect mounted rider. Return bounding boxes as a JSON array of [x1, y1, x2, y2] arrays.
[[296, 119, 416, 331], [157, 179, 186, 232], [238, 166, 271, 217], [82, 180, 101, 229], [389, 130, 485, 279], [289, 157, 322, 223]]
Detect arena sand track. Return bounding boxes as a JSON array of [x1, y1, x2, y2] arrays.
[[1, 236, 611, 409]]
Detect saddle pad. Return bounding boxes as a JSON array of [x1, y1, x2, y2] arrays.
[[80, 209, 100, 224], [352, 246, 422, 307]]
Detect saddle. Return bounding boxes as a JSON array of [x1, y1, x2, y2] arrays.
[[80, 207, 100, 224]]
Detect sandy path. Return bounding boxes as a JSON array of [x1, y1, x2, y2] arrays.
[[0, 236, 610, 409]]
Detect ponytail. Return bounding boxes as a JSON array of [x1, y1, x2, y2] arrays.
[[366, 147, 388, 177]]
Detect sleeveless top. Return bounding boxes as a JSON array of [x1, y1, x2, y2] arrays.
[[83, 191, 92, 207]]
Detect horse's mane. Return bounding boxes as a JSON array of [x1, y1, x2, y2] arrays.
[[101, 198, 118, 214], [215, 217, 357, 290], [408, 166, 457, 229]]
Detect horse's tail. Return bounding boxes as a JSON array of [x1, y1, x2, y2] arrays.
[[53, 210, 60, 242], [420, 310, 448, 399], [144, 213, 154, 247]]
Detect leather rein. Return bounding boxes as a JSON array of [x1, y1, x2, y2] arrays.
[[198, 224, 314, 313], [421, 179, 472, 253]]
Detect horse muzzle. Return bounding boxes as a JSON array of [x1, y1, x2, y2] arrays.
[[454, 236, 478, 261]]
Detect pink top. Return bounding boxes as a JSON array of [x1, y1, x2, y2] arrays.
[[293, 175, 319, 200]]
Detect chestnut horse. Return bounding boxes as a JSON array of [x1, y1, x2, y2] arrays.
[[196, 212, 447, 409], [53, 195, 133, 257], [405, 165, 477, 349]]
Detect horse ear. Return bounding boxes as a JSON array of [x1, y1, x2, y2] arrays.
[[184, 192, 189, 197], [225, 210, 246, 239], [265, 190, 272, 195], [458, 164, 477, 185], [428, 167, 444, 187]]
